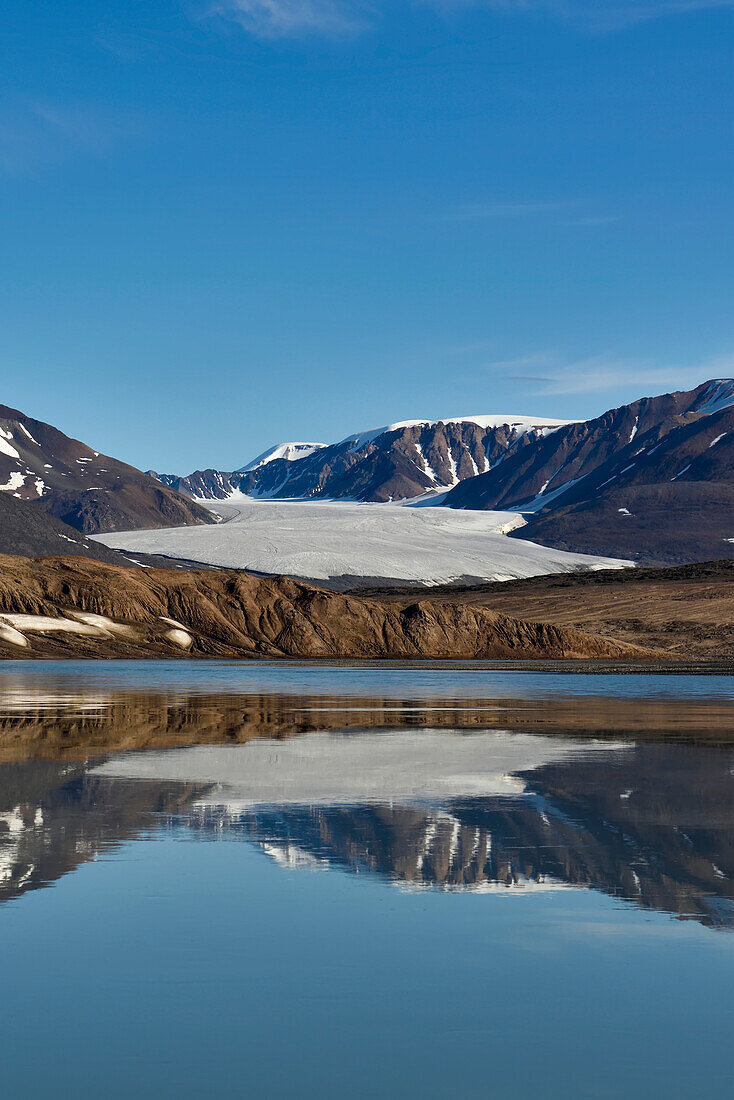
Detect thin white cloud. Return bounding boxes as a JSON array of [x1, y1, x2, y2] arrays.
[[556, 214, 622, 227], [430, 1, 734, 31], [209, 0, 370, 37], [499, 354, 734, 396], [0, 100, 146, 176], [446, 200, 567, 222], [443, 201, 621, 226], [548, 0, 734, 30], [208, 0, 734, 39]]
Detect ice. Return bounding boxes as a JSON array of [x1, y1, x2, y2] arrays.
[[414, 441, 439, 485], [445, 442, 459, 486], [0, 623, 28, 648], [92, 496, 631, 584], [68, 613, 137, 638], [0, 614, 103, 635], [696, 379, 734, 416], [515, 474, 586, 513], [339, 414, 575, 453]]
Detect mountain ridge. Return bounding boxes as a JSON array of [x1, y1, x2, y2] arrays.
[[445, 379, 734, 564], [151, 379, 734, 565], [0, 553, 655, 661], [152, 413, 574, 503]]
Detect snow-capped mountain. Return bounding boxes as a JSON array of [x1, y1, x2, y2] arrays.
[[153, 414, 574, 503], [150, 379, 734, 566]]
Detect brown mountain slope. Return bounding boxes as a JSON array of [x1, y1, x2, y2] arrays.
[[444, 380, 734, 564], [0, 403, 214, 537], [3, 692, 731, 766], [354, 559, 734, 658], [0, 555, 655, 661]]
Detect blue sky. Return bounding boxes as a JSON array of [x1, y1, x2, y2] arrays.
[[1, 1, 733, 472]]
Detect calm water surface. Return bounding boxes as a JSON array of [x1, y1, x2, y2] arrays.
[[1, 661, 733, 1099]]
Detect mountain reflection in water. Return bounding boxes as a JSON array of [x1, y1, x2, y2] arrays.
[[1, 707, 732, 928]]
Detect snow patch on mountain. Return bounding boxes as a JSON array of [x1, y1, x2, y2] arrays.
[[0, 428, 20, 460], [0, 471, 25, 494], [696, 379, 734, 416], [237, 442, 327, 473], [17, 423, 40, 447]]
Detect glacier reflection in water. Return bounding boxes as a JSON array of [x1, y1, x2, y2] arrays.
[[1, 673, 734, 1099], [89, 729, 732, 924], [0, 727, 726, 927]]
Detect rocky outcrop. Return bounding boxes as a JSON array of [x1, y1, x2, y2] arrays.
[[0, 554, 656, 660]]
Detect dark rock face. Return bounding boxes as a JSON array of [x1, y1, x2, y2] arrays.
[[0, 493, 125, 563], [148, 468, 239, 501], [444, 379, 734, 565], [0, 403, 214, 549], [155, 417, 568, 503], [0, 760, 203, 906]]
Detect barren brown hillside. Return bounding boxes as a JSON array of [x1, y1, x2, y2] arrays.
[[0, 554, 657, 661], [356, 560, 734, 658]]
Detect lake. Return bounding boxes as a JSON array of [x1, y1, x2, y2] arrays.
[[1, 660, 733, 1098]]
